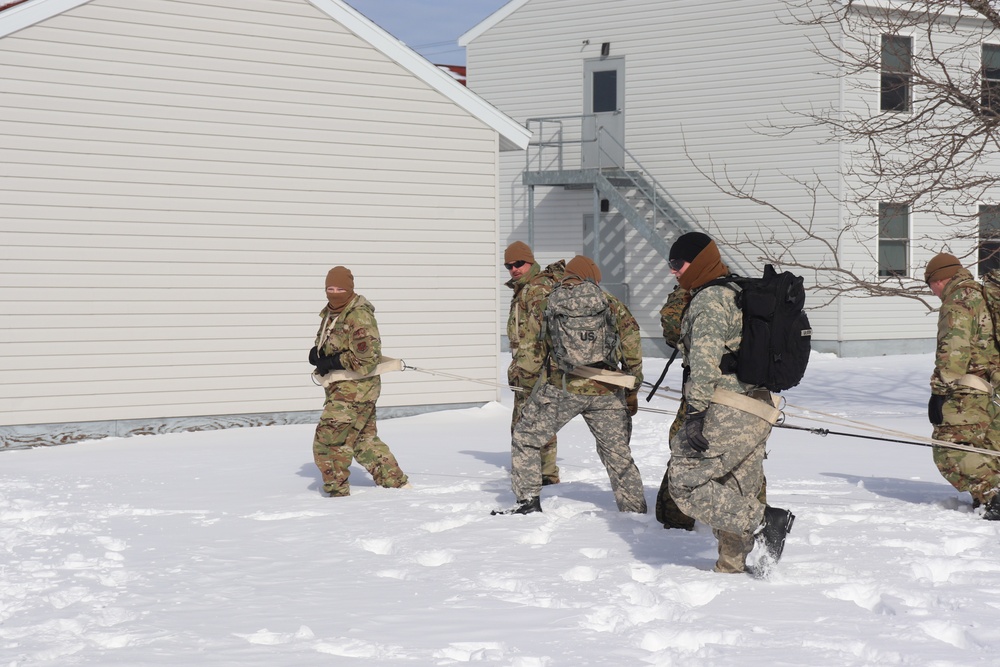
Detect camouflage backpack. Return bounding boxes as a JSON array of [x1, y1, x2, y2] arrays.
[[543, 278, 620, 372]]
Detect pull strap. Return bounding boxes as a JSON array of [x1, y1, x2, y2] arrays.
[[711, 387, 781, 424]]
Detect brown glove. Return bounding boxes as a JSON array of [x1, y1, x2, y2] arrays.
[[626, 391, 639, 416]]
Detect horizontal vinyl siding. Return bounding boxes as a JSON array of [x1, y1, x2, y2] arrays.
[[834, 16, 1000, 342], [470, 0, 845, 341], [0, 0, 503, 429]]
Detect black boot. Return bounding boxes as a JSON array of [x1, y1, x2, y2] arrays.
[[983, 495, 1000, 521], [491, 496, 542, 516], [756, 505, 795, 563]]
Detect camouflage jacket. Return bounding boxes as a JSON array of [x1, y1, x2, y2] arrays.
[[315, 294, 382, 403], [659, 284, 692, 348], [679, 284, 754, 412], [932, 268, 1000, 395], [506, 260, 564, 387], [543, 287, 644, 396]]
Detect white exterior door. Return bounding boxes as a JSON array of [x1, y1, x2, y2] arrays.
[[583, 57, 625, 169]]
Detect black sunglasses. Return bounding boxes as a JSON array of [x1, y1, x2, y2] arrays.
[[668, 258, 686, 271], [504, 260, 528, 270]]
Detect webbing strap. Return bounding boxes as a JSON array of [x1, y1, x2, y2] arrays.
[[313, 357, 404, 387], [569, 365, 637, 389], [956, 374, 992, 394], [711, 387, 781, 424]]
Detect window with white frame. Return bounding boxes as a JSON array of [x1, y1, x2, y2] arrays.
[[878, 203, 909, 277], [982, 44, 1000, 115], [881, 35, 911, 112], [979, 205, 1000, 275]]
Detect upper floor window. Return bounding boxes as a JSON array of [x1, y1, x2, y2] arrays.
[[878, 203, 909, 277], [881, 35, 912, 112], [982, 45, 1000, 115], [979, 205, 1000, 275]]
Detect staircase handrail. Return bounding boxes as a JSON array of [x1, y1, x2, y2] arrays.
[[525, 114, 599, 174], [595, 126, 749, 276]]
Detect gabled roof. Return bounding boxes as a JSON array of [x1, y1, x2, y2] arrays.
[[0, 0, 530, 151], [458, 0, 528, 47]]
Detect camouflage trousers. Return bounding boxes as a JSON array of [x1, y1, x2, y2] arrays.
[[656, 396, 767, 530], [312, 400, 408, 497], [513, 379, 559, 484], [667, 395, 771, 537], [511, 383, 646, 513], [932, 391, 1000, 504]]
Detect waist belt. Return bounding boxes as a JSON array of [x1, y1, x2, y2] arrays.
[[711, 387, 781, 424]]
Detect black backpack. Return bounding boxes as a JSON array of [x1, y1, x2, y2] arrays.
[[709, 265, 812, 392]]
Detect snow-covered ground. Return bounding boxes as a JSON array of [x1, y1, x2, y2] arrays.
[[3, 352, 1000, 666]]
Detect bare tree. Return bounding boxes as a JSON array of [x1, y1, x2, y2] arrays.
[[693, 0, 1000, 311]]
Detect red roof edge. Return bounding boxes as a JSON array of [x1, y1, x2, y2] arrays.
[[435, 64, 467, 86], [0, 0, 30, 12]]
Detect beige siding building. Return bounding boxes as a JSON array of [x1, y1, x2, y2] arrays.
[[0, 0, 529, 448]]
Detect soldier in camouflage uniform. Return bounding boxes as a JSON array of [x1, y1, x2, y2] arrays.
[[495, 255, 646, 515], [309, 266, 408, 497], [925, 253, 1000, 519], [504, 241, 565, 485], [654, 283, 769, 531], [665, 233, 793, 573]]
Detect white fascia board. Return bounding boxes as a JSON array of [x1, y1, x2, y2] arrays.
[[0, 0, 90, 38], [835, 0, 985, 22], [458, 0, 530, 47], [309, 0, 530, 151]]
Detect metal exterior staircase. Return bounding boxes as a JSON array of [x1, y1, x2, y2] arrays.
[[522, 115, 747, 274]]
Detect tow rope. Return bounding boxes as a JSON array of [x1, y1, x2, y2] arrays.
[[639, 381, 1000, 459], [400, 361, 525, 392]]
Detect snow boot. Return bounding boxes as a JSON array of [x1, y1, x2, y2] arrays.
[[983, 495, 1000, 521], [491, 496, 542, 516], [756, 505, 795, 563]]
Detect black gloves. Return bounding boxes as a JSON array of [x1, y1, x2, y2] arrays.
[[678, 409, 709, 452], [309, 346, 345, 375], [928, 394, 945, 426], [315, 353, 345, 375]]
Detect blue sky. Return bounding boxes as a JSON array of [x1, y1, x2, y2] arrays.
[[344, 0, 510, 65]]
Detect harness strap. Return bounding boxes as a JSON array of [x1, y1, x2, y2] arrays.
[[956, 373, 993, 394], [568, 365, 636, 389], [940, 369, 993, 393], [711, 387, 781, 424], [313, 357, 404, 387]]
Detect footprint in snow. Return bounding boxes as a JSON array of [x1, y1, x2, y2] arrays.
[[561, 565, 598, 582], [356, 537, 394, 555], [419, 516, 476, 533], [415, 550, 454, 567]]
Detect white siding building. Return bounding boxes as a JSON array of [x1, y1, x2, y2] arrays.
[[0, 0, 529, 448], [461, 0, 1000, 356]]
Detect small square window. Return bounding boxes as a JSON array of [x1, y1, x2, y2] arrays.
[[878, 203, 909, 277]]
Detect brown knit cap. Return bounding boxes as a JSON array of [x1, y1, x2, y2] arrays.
[[326, 266, 354, 291], [504, 241, 535, 265], [565, 255, 602, 284], [325, 266, 355, 311], [924, 253, 962, 284]]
